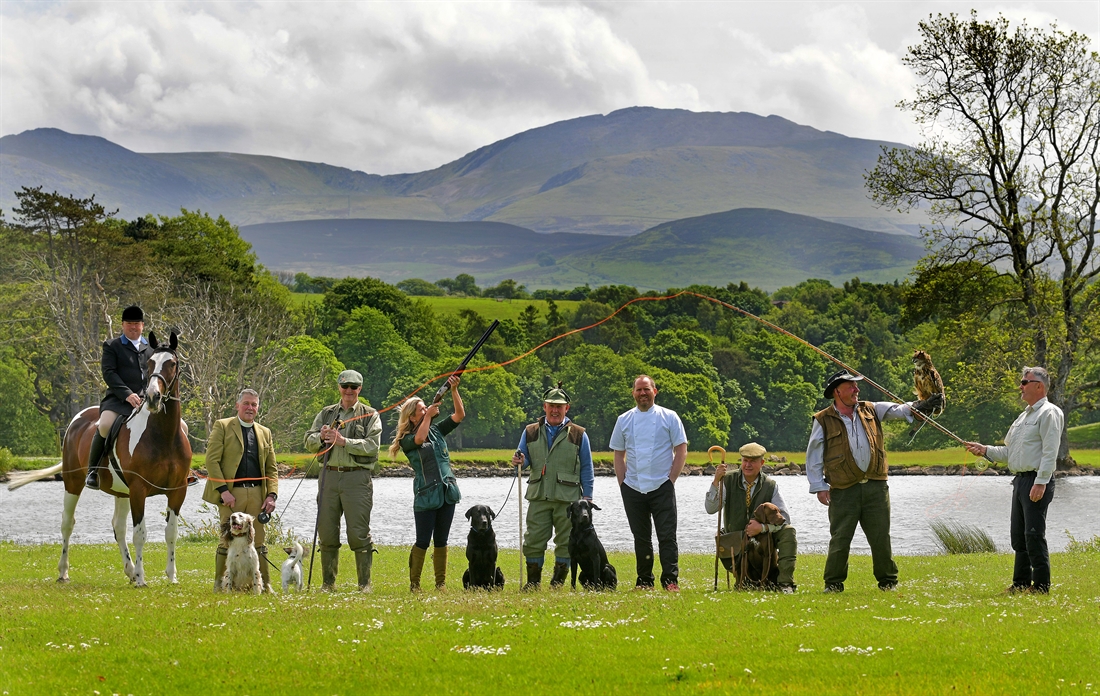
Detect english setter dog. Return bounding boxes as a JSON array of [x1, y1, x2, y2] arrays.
[[221, 512, 264, 594]]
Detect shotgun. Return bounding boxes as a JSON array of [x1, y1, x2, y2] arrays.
[[432, 319, 500, 403]]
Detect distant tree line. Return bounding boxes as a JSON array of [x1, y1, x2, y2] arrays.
[[1, 189, 1096, 458]]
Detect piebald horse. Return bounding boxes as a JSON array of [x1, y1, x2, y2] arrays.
[[9, 332, 192, 586]]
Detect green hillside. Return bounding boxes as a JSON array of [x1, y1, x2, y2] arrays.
[[532, 208, 925, 290], [0, 108, 926, 234], [290, 293, 581, 322], [418, 296, 582, 322], [239, 218, 618, 285], [251, 208, 924, 291]]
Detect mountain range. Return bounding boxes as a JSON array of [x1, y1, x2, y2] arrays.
[[0, 108, 924, 236], [239, 208, 926, 291]]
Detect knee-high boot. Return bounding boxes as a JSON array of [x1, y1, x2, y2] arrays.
[[257, 545, 272, 593], [409, 546, 427, 592], [84, 431, 107, 490], [214, 548, 228, 591], [321, 549, 339, 590], [433, 547, 448, 590], [355, 545, 374, 592]]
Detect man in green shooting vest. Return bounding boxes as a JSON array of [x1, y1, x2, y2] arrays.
[[705, 442, 797, 592], [511, 384, 594, 590], [304, 369, 382, 592]]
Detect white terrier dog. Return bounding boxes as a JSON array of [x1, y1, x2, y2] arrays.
[[281, 540, 304, 593], [220, 512, 263, 594]]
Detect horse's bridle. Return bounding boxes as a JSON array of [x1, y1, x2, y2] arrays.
[[146, 350, 181, 404]]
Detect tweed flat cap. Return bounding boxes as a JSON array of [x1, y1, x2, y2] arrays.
[[739, 442, 767, 459], [338, 369, 363, 386]]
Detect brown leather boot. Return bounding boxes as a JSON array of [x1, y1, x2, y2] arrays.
[[550, 561, 570, 588], [409, 546, 427, 592], [433, 547, 448, 590], [522, 561, 542, 591]]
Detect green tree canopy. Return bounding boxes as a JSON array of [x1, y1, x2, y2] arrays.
[[397, 278, 445, 296], [332, 307, 425, 414], [0, 352, 57, 455]]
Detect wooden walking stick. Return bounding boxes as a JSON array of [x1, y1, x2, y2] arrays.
[[517, 458, 524, 587], [709, 446, 727, 591]]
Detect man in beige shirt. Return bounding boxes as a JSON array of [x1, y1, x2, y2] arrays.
[[966, 366, 1064, 594], [305, 369, 382, 591]]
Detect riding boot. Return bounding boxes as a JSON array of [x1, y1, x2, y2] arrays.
[[321, 549, 339, 590], [550, 561, 570, 588], [523, 561, 542, 591], [409, 546, 427, 592], [257, 545, 271, 593], [214, 548, 228, 592], [84, 431, 107, 490], [355, 545, 374, 592], [433, 547, 448, 590]]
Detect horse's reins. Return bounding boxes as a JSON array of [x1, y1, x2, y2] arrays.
[[146, 349, 182, 405]]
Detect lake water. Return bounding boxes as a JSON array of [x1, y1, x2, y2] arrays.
[[2, 476, 1097, 555]]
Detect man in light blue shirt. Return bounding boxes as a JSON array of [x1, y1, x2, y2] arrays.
[[610, 375, 688, 591], [966, 366, 1064, 594]]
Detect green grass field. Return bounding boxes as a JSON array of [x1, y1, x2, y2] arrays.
[[1, 542, 1098, 694], [417, 295, 582, 321], [1069, 422, 1100, 448], [288, 292, 582, 323]]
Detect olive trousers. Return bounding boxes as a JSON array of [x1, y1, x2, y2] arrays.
[[523, 499, 573, 560], [317, 467, 374, 586], [823, 479, 897, 588]]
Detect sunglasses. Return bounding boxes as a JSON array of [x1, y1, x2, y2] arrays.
[[339, 383, 360, 390], [1020, 379, 1041, 386]]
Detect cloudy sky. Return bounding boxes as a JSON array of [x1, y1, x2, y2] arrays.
[[2, 1, 1097, 174]]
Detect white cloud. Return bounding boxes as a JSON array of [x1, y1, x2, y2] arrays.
[[1, 1, 697, 172], [1, 1, 1095, 172]]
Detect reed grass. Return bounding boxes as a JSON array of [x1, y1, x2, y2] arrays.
[[929, 519, 998, 554], [1065, 531, 1100, 553]]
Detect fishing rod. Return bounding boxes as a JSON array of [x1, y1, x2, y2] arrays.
[[681, 291, 991, 463]]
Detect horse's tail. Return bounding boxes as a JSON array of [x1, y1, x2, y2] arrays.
[[6, 462, 63, 491]]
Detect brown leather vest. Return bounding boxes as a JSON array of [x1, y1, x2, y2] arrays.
[[813, 402, 887, 490]]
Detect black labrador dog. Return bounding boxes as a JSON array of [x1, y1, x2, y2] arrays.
[[462, 504, 505, 591], [567, 500, 617, 591]]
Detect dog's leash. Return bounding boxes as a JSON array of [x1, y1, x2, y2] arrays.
[[493, 466, 519, 519]]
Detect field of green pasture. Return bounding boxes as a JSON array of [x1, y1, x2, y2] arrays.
[[289, 291, 583, 323], [2, 542, 1098, 694], [1069, 422, 1100, 448]]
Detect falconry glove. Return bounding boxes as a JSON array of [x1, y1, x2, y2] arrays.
[[913, 393, 944, 415]]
